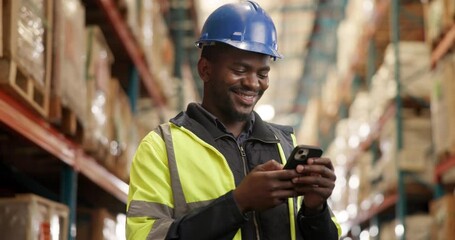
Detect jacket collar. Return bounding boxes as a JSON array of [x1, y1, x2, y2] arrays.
[[170, 103, 279, 144]]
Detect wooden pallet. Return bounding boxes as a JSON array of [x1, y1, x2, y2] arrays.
[[0, 59, 50, 117], [0, 0, 53, 117], [48, 93, 83, 140]]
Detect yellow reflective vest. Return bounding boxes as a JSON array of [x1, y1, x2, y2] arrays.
[[127, 104, 341, 239]]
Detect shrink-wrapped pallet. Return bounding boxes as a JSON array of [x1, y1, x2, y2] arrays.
[[372, 109, 434, 194], [380, 214, 433, 240], [0, 0, 53, 116], [105, 79, 138, 181], [83, 26, 114, 160], [0, 194, 69, 240], [51, 0, 86, 126]]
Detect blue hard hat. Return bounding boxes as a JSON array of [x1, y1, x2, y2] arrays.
[[195, 1, 282, 59]]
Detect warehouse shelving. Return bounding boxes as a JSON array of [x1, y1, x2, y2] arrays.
[[0, 0, 173, 239], [0, 87, 129, 237], [95, 0, 167, 111], [345, 103, 396, 170], [436, 155, 455, 182], [340, 0, 391, 99], [348, 194, 398, 228], [340, 1, 440, 239]]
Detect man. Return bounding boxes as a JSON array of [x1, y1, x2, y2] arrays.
[[126, 1, 341, 239]]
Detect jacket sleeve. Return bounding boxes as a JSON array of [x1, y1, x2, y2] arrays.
[[297, 202, 341, 239], [166, 191, 246, 240], [126, 132, 246, 240]]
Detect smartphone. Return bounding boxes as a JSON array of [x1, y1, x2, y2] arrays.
[[283, 145, 323, 169]]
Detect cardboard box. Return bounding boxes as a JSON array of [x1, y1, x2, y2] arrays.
[[0, 194, 69, 240], [83, 26, 114, 160], [0, 0, 53, 117], [51, 0, 87, 126]]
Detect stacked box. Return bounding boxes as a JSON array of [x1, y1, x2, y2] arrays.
[[372, 109, 434, 194], [0, 0, 53, 117], [83, 26, 115, 160], [321, 68, 342, 118], [431, 54, 455, 159], [51, 0, 86, 125], [0, 194, 69, 240], [106, 79, 137, 181], [430, 194, 455, 240], [379, 214, 433, 240], [382, 42, 432, 100], [77, 208, 117, 240]]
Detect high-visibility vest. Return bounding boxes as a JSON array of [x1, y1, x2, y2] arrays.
[[127, 123, 341, 239]]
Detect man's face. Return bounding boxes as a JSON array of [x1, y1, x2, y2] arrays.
[[201, 46, 271, 123]]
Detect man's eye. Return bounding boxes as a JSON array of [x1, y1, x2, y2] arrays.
[[258, 72, 269, 79], [232, 68, 246, 74]]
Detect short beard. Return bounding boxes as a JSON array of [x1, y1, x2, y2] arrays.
[[228, 108, 251, 122], [223, 99, 254, 122]]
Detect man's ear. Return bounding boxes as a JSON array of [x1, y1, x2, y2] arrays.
[[198, 57, 211, 83]]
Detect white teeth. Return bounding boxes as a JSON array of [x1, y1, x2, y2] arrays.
[[240, 94, 254, 99], [238, 92, 255, 98]]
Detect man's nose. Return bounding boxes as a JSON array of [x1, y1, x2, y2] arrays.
[[242, 73, 260, 89]]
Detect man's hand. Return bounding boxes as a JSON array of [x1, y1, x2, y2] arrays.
[[292, 157, 336, 214], [233, 160, 299, 213]]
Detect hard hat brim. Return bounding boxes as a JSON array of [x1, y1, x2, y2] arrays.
[[196, 39, 283, 59]]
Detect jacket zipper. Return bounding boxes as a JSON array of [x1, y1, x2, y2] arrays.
[[238, 145, 261, 240]]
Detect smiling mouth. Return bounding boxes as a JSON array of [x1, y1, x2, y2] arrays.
[[233, 90, 257, 105]]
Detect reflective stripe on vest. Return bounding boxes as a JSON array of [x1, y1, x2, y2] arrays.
[[143, 123, 301, 239], [268, 126, 300, 240], [156, 123, 242, 239]]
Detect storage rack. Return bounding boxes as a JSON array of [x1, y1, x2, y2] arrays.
[[0, 0, 174, 239], [340, 0, 455, 239]]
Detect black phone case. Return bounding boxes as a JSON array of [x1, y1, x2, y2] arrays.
[[283, 145, 323, 169]]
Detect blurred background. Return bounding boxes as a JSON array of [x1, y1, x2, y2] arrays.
[[0, 0, 454, 239]]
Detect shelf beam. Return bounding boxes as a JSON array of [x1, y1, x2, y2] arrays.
[[0, 91, 76, 166], [349, 194, 398, 227], [0, 91, 128, 203], [435, 155, 455, 182]]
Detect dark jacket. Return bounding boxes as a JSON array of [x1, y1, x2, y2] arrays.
[[164, 103, 339, 240]]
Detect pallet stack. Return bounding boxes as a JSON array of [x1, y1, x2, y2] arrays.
[[50, 0, 87, 137], [0, 0, 53, 118], [0, 0, 159, 187], [0, 194, 69, 240]]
